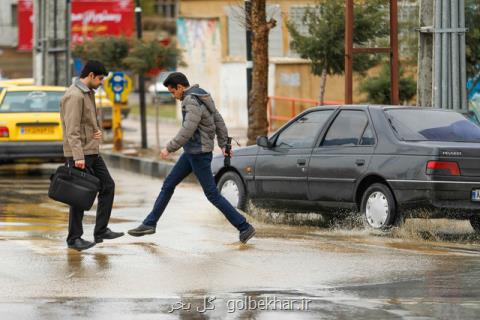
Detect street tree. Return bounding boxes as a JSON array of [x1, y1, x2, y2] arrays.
[[73, 36, 130, 71], [73, 36, 182, 75], [466, 0, 480, 96], [247, 0, 277, 145], [287, 0, 388, 105], [123, 39, 183, 74], [359, 63, 416, 104]]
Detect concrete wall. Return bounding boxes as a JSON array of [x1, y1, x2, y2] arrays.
[[176, 17, 249, 128], [219, 62, 248, 128], [0, 0, 18, 47], [176, 17, 224, 120]]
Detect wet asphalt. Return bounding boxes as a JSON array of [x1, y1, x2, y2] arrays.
[[1, 163, 480, 319]]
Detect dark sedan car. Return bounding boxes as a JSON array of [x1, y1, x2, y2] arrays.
[[212, 105, 480, 232]]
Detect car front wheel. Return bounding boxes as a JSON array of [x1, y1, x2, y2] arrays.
[[361, 183, 397, 230], [217, 171, 247, 211]]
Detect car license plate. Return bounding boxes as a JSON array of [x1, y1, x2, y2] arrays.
[[22, 126, 55, 135], [471, 189, 480, 202]]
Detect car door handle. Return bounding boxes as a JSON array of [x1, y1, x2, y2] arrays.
[[297, 159, 307, 167], [355, 159, 365, 166]]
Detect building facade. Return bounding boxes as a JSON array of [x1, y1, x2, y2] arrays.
[[177, 0, 419, 128], [0, 0, 33, 78]]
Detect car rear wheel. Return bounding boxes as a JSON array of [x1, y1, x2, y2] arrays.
[[469, 216, 480, 233], [361, 183, 397, 230], [217, 171, 247, 211]]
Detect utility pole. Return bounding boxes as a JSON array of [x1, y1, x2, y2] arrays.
[[135, 0, 148, 149], [33, 0, 72, 86], [417, 0, 434, 107], [245, 0, 253, 110], [417, 0, 467, 111]]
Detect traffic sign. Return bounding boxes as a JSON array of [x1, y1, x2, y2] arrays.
[[104, 71, 132, 104]]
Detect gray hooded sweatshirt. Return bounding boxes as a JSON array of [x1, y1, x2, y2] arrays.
[[166, 85, 229, 154]]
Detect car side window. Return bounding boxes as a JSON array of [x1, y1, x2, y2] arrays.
[[275, 110, 334, 149], [360, 124, 375, 145], [322, 110, 369, 147]]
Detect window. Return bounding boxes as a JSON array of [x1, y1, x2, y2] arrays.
[[322, 110, 369, 147], [360, 124, 375, 146], [386, 109, 480, 142], [288, 6, 311, 57], [275, 110, 334, 149], [11, 4, 18, 27], [289, 6, 309, 36], [155, 0, 177, 18], [0, 91, 64, 113]]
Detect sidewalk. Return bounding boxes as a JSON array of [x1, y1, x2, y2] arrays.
[[118, 114, 249, 158]]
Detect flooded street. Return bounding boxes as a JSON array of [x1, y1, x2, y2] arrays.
[[1, 164, 480, 319]]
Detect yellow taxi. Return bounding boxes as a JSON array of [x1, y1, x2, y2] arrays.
[[0, 86, 65, 163], [0, 80, 19, 93], [0, 78, 114, 129], [0, 78, 34, 87]]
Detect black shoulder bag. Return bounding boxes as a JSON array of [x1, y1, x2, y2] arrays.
[[48, 164, 101, 211]]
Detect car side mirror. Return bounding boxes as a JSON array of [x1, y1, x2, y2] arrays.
[[256, 136, 272, 148]]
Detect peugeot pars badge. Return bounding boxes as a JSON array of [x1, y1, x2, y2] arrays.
[[441, 151, 463, 157]]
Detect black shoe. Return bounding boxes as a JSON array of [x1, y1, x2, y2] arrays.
[[68, 238, 96, 251], [128, 224, 156, 237], [239, 225, 256, 244], [95, 228, 125, 243]]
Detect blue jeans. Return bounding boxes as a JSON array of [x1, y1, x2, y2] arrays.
[[143, 152, 250, 232]]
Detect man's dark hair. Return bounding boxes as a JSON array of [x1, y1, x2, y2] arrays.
[[163, 72, 190, 88], [80, 60, 108, 78]]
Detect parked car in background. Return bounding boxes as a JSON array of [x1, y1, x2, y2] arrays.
[[95, 88, 113, 130], [148, 74, 175, 104], [212, 105, 480, 233], [0, 86, 65, 163]]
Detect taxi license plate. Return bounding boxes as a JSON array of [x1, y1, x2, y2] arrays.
[[21, 126, 55, 135], [471, 189, 480, 202]]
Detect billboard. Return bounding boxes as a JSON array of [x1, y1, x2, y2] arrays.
[[17, 0, 134, 51]]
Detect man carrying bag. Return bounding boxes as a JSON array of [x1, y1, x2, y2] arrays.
[[60, 60, 124, 251]]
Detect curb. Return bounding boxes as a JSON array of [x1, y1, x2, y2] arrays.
[[0, 163, 57, 177], [101, 150, 197, 183]]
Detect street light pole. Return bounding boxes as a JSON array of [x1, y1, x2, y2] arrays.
[[135, 0, 148, 149]]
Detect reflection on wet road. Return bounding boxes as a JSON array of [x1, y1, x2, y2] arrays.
[[1, 164, 480, 319]]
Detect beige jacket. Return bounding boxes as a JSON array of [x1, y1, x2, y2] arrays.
[[60, 79, 100, 160]]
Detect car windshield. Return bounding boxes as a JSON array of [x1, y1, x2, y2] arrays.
[[0, 91, 64, 113], [385, 109, 480, 142]]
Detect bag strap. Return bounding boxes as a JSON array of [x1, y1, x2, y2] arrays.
[[188, 94, 212, 115]]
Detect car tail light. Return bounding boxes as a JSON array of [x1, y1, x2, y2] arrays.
[[426, 161, 460, 176], [0, 126, 9, 138]]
